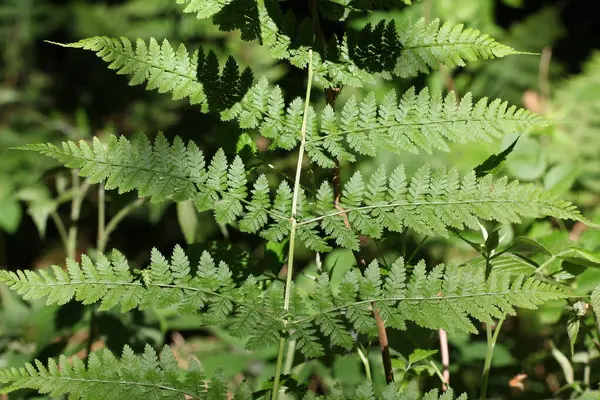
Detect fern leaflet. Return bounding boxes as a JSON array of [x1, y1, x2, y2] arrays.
[[0, 344, 251, 399], [289, 257, 567, 357], [19, 136, 584, 251], [224, 78, 547, 166]]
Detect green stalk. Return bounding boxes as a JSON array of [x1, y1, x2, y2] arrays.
[[66, 171, 91, 260], [480, 318, 504, 399], [357, 343, 372, 383], [271, 49, 314, 400]]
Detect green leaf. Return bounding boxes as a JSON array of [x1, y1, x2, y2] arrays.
[[474, 136, 520, 178], [177, 200, 198, 244], [408, 348, 438, 366], [567, 315, 580, 355], [509, 237, 553, 256]]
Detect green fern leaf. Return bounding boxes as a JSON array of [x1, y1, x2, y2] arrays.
[[289, 257, 567, 355], [396, 18, 522, 77], [0, 246, 281, 346], [49, 37, 207, 107], [226, 79, 546, 164], [296, 166, 585, 247], [0, 344, 232, 399], [176, 0, 233, 19]]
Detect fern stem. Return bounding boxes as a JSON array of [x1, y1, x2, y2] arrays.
[[439, 328, 450, 391], [102, 198, 145, 247], [66, 172, 90, 260], [97, 184, 106, 253], [480, 318, 504, 400], [357, 343, 372, 383], [272, 49, 314, 400], [50, 210, 69, 251], [297, 198, 568, 227]]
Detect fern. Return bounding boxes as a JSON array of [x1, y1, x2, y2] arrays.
[[552, 51, 600, 192], [176, 0, 234, 19], [0, 246, 284, 348], [49, 37, 253, 113], [0, 344, 251, 399], [50, 37, 207, 107], [224, 78, 547, 166], [18, 135, 583, 251], [8, 1, 591, 398], [172, 2, 521, 87], [0, 247, 566, 360], [289, 257, 566, 357], [395, 18, 521, 78]]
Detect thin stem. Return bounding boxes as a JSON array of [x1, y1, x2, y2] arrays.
[[407, 235, 429, 264], [50, 210, 69, 251], [103, 198, 146, 246], [357, 343, 372, 383], [439, 328, 450, 391], [272, 49, 313, 400], [85, 184, 106, 365], [66, 172, 91, 260], [283, 339, 296, 375], [297, 198, 555, 227], [429, 360, 449, 388], [481, 318, 505, 400], [97, 184, 106, 253], [538, 46, 552, 113]]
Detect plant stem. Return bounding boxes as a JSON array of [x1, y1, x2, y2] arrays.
[[97, 184, 106, 253], [66, 171, 90, 260], [327, 88, 395, 385], [102, 198, 146, 250], [439, 328, 450, 391], [271, 49, 313, 400], [357, 343, 372, 383], [481, 318, 504, 399]]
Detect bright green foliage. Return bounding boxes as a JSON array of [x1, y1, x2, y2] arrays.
[[5, 1, 590, 398], [52, 37, 208, 107], [176, 0, 233, 19], [16, 134, 264, 226], [19, 135, 584, 252], [171, 2, 520, 87], [0, 246, 285, 350], [0, 248, 566, 359], [224, 78, 547, 167], [289, 258, 566, 357], [293, 17, 521, 87], [302, 166, 583, 249], [0, 344, 251, 399], [395, 18, 521, 78]]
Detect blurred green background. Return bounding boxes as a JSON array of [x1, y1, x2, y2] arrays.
[[1, 0, 600, 399]]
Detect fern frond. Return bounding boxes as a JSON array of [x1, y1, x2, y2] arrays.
[[16, 134, 287, 230], [19, 135, 583, 251], [176, 0, 233, 19], [298, 166, 584, 244], [50, 37, 207, 108], [197, 48, 254, 112], [225, 78, 546, 165], [0, 246, 283, 342], [50, 37, 253, 113], [0, 344, 239, 399], [290, 257, 566, 353], [396, 18, 522, 78], [296, 18, 521, 87]]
